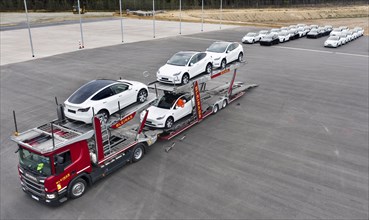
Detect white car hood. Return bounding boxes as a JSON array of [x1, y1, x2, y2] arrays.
[[146, 106, 170, 120], [158, 64, 187, 77], [325, 40, 338, 44], [205, 51, 223, 60]]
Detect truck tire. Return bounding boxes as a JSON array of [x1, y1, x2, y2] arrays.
[[212, 104, 219, 114], [68, 178, 87, 199], [222, 99, 228, 108], [132, 144, 145, 163]]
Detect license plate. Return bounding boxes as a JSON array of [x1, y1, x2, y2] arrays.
[[31, 195, 39, 201]]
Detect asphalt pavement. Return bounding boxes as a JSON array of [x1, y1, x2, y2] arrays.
[[0, 24, 368, 219]]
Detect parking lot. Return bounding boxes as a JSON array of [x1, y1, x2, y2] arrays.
[[1, 25, 368, 219]]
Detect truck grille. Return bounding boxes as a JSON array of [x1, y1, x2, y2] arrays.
[[21, 173, 45, 197]]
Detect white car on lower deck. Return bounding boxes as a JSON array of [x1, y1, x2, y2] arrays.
[[141, 93, 194, 129], [157, 51, 213, 85]]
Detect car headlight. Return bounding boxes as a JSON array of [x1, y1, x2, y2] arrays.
[[78, 107, 90, 112], [173, 72, 181, 76], [156, 116, 165, 120], [214, 57, 221, 61], [46, 193, 56, 199]]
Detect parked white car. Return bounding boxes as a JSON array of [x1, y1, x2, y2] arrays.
[[206, 41, 244, 69], [242, 32, 261, 44], [278, 31, 290, 42], [330, 28, 342, 36], [141, 93, 194, 128], [324, 36, 342, 48], [353, 27, 364, 37], [297, 27, 309, 37], [64, 79, 148, 123], [258, 30, 269, 39], [157, 51, 213, 85], [338, 33, 349, 44]]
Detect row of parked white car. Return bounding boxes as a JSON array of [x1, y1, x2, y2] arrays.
[[64, 41, 244, 128], [242, 24, 331, 45], [324, 26, 365, 48]]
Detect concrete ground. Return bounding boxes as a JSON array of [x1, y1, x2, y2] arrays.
[[0, 19, 368, 219], [0, 15, 237, 65]]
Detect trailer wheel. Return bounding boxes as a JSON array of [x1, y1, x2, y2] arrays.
[[212, 104, 219, 114], [137, 89, 148, 103], [69, 178, 87, 199], [222, 100, 228, 108], [132, 144, 145, 162], [165, 117, 174, 129]]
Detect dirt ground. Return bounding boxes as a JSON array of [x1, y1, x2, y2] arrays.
[[151, 5, 369, 35]]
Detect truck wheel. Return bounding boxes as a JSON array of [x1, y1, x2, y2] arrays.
[[137, 89, 148, 103], [165, 117, 174, 129], [222, 100, 228, 108], [69, 178, 87, 199], [212, 104, 219, 114], [132, 144, 145, 163]]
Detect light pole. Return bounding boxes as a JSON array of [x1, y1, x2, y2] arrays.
[[23, 0, 34, 57], [77, 0, 84, 48], [119, 0, 124, 43], [179, 0, 182, 35], [220, 0, 223, 30], [153, 0, 156, 38], [201, 0, 204, 32]]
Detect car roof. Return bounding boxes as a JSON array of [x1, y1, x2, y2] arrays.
[[67, 79, 118, 104]]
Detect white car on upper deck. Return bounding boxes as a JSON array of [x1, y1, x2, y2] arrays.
[[156, 51, 213, 85], [205, 41, 244, 69], [64, 79, 148, 123]]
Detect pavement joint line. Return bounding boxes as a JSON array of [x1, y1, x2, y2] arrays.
[[275, 46, 369, 58], [179, 35, 224, 42]]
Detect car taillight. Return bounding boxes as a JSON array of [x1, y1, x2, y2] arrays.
[[78, 107, 90, 112]]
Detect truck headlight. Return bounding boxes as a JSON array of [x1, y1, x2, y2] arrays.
[[46, 193, 56, 199]]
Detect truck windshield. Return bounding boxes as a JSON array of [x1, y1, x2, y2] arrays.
[[19, 148, 51, 176]]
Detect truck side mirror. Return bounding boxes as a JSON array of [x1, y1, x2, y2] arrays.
[[55, 156, 64, 174]]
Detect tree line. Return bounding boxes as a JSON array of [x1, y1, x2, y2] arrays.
[[1, 0, 367, 12]]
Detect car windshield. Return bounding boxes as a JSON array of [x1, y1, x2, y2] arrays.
[[154, 93, 182, 109], [167, 52, 194, 66], [309, 30, 318, 33], [206, 42, 229, 53], [68, 80, 115, 104], [246, 33, 256, 36], [19, 148, 51, 176], [279, 32, 288, 36], [263, 34, 274, 39], [328, 36, 339, 41]]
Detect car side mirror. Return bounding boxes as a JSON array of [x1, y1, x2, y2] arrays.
[[226, 51, 229, 54], [189, 63, 194, 66]]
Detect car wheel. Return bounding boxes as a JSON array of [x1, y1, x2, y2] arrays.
[[137, 89, 148, 103], [238, 52, 243, 62], [212, 104, 219, 114], [206, 63, 212, 74], [69, 178, 87, 199], [165, 117, 174, 129], [181, 73, 190, 85], [221, 59, 227, 69], [131, 144, 145, 162], [97, 109, 109, 123], [222, 99, 228, 108]]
